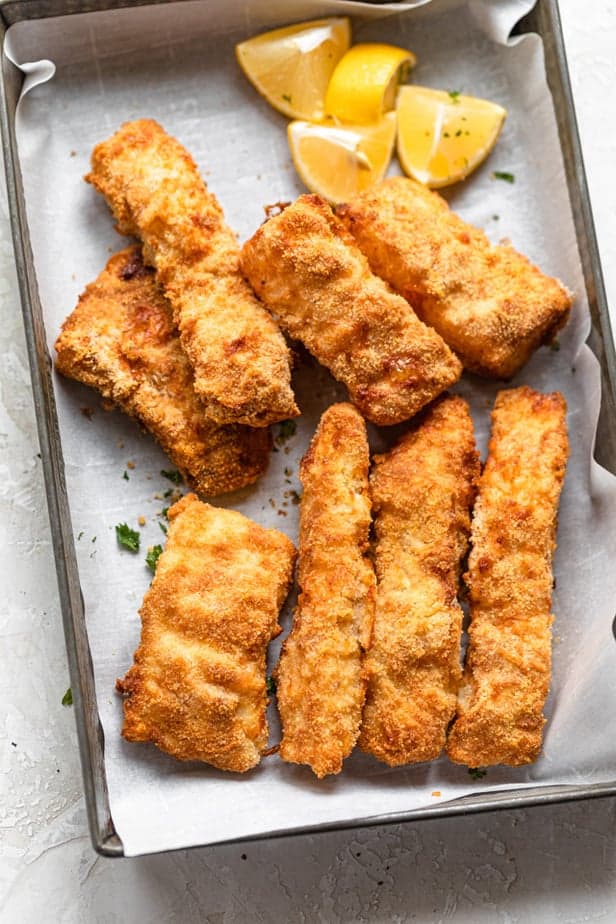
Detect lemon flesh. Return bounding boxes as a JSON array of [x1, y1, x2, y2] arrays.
[[235, 18, 351, 121], [396, 85, 506, 188], [325, 43, 416, 124], [288, 114, 397, 204]]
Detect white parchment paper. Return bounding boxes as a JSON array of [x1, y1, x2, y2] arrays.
[[7, 0, 616, 856]]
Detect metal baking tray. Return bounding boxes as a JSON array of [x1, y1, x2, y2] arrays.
[[2, 0, 615, 857]]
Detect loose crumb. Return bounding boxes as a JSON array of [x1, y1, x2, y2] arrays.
[[80, 407, 94, 420], [431, 790, 441, 797], [127, 460, 135, 469], [138, 516, 146, 526]]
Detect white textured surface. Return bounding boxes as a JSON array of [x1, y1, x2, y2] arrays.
[[2, 0, 616, 919]]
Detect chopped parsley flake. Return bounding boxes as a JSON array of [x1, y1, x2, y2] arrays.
[[276, 419, 297, 444], [266, 675, 277, 695], [159, 521, 168, 535], [146, 544, 163, 573], [550, 340, 561, 352], [77, 531, 84, 541], [492, 171, 515, 183], [61, 687, 73, 706], [468, 767, 487, 779], [448, 89, 461, 102], [161, 468, 182, 485], [163, 488, 174, 498], [282, 93, 292, 103], [123, 470, 129, 481], [115, 522, 140, 552], [161, 507, 169, 519]]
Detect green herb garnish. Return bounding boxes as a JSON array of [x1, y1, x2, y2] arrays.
[[161, 468, 182, 485], [61, 687, 73, 706], [266, 675, 277, 696], [146, 544, 163, 573], [282, 93, 292, 103], [492, 171, 515, 183], [115, 522, 140, 552], [276, 419, 297, 443], [123, 470, 129, 481], [468, 767, 487, 779], [159, 521, 168, 535], [448, 89, 461, 102], [550, 340, 561, 352]]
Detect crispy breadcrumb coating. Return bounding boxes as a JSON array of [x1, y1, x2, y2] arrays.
[[446, 387, 569, 767], [55, 246, 271, 496], [240, 194, 462, 426], [116, 494, 296, 771], [275, 403, 375, 778], [86, 119, 297, 427], [338, 177, 572, 379], [360, 396, 479, 766]]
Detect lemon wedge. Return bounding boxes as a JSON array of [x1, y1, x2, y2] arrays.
[[325, 43, 416, 124], [288, 114, 397, 204], [396, 85, 507, 188], [235, 18, 351, 121]]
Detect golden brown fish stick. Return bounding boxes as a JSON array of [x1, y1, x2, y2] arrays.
[[117, 494, 296, 771], [446, 387, 568, 768], [240, 194, 462, 426], [338, 177, 572, 379], [55, 246, 271, 497], [275, 403, 375, 778], [86, 119, 297, 427], [360, 396, 479, 766]]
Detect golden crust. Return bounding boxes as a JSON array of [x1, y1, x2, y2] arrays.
[[116, 494, 296, 771], [240, 194, 462, 426], [338, 177, 572, 379], [86, 119, 298, 427], [54, 246, 271, 497], [446, 387, 569, 767], [275, 403, 375, 778], [359, 396, 480, 766]]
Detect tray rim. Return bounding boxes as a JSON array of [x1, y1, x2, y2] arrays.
[[2, 0, 615, 858]]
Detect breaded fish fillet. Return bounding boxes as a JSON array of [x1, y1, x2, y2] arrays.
[[360, 396, 479, 766], [240, 194, 462, 426], [55, 246, 271, 497], [86, 119, 298, 427], [446, 387, 568, 767], [275, 403, 375, 778], [116, 494, 296, 771], [338, 177, 572, 379]]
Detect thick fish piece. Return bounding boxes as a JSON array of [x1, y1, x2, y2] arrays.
[[446, 387, 569, 767], [86, 118, 298, 427], [360, 396, 479, 766], [117, 494, 296, 772], [241, 194, 462, 426], [276, 403, 375, 778], [338, 177, 572, 379], [55, 246, 271, 497]]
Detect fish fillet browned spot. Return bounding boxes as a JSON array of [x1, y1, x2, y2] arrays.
[[360, 395, 479, 766], [338, 177, 572, 379], [116, 494, 296, 771], [275, 403, 375, 778], [86, 118, 298, 427], [446, 386, 569, 767], [55, 246, 271, 497], [241, 194, 462, 426]]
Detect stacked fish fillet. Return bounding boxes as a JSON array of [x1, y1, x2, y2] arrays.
[[55, 119, 571, 775]]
